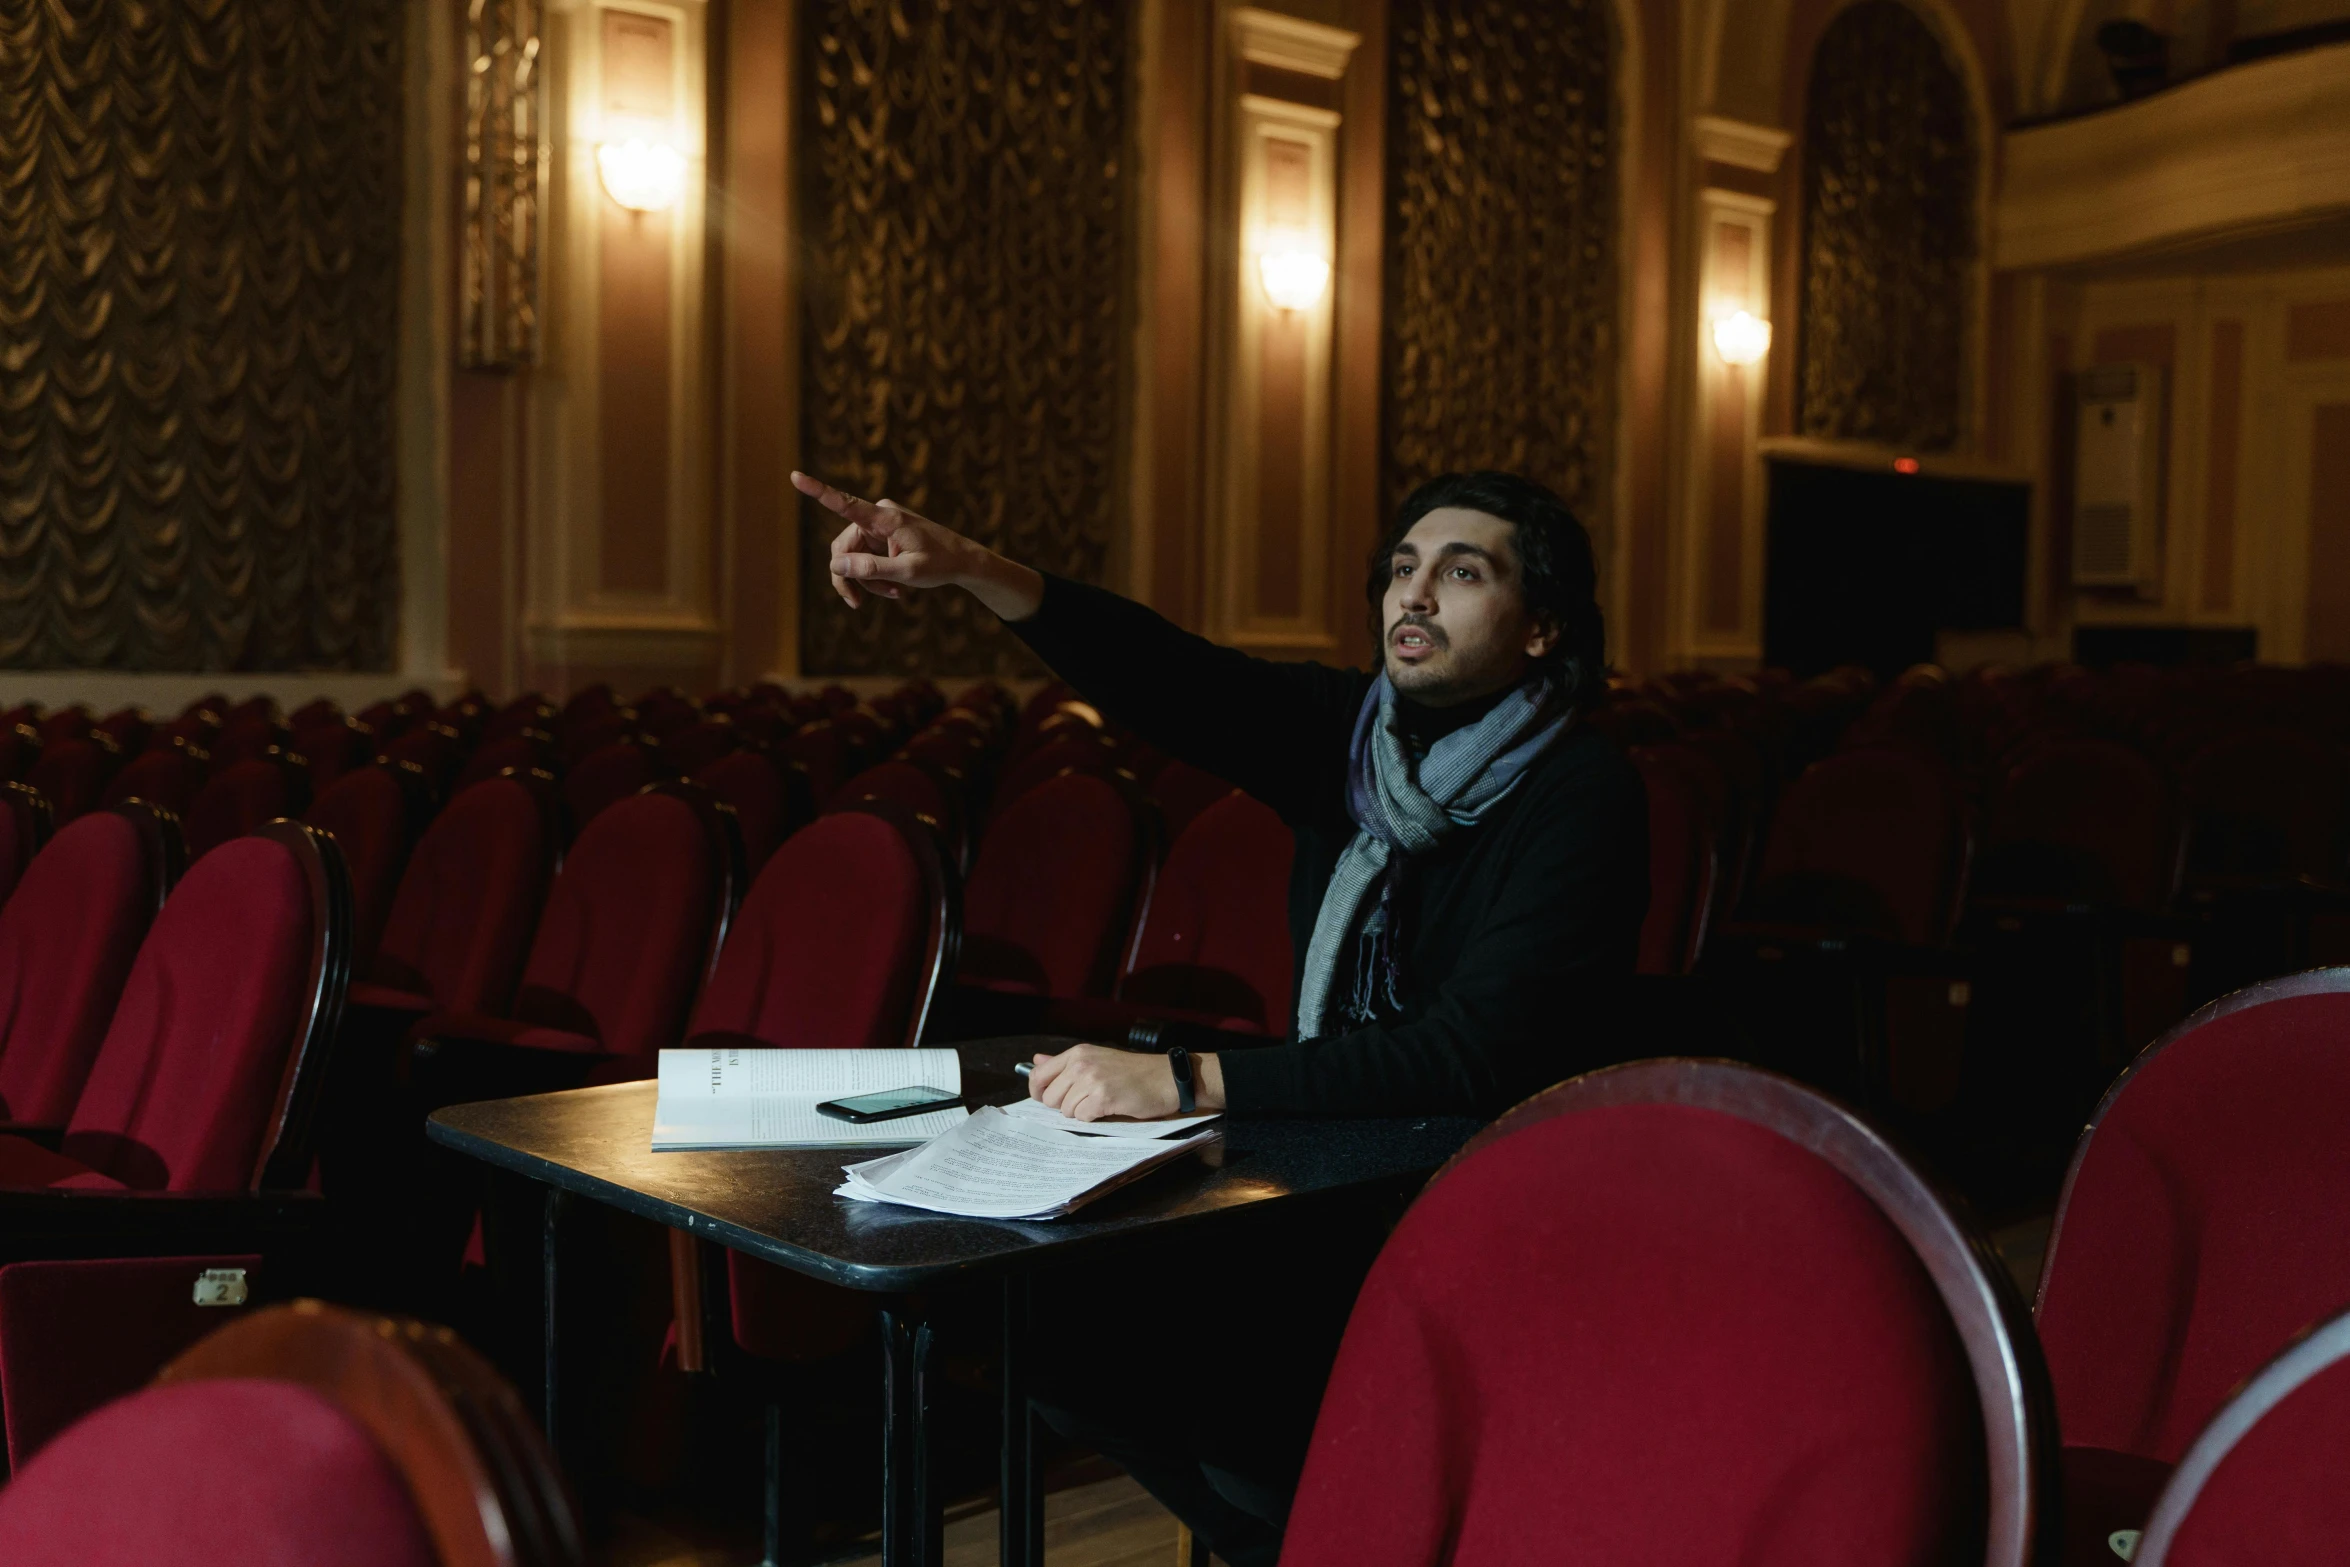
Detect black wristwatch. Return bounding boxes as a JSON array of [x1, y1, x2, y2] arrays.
[[1167, 1044, 1197, 1115]]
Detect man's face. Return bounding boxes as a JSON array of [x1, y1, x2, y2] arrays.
[[1379, 507, 1557, 706]]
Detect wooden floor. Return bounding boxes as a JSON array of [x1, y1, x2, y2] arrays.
[[610, 1476, 1195, 1567]]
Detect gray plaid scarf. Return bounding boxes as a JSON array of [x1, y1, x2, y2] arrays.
[[1293, 673, 1572, 1039]]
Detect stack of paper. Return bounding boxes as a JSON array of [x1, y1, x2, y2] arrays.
[[650, 1047, 969, 1150], [836, 1105, 1221, 1219]]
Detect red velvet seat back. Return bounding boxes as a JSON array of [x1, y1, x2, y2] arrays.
[[0, 782, 49, 906], [988, 730, 1115, 815], [830, 761, 962, 863], [2139, 1312, 2350, 1567], [2036, 976, 2350, 1464], [563, 738, 656, 831], [1748, 747, 1967, 945], [62, 837, 318, 1191], [183, 757, 294, 861], [0, 813, 165, 1123], [693, 747, 807, 874], [1145, 760, 1240, 843], [305, 766, 417, 972], [27, 737, 116, 825], [1631, 745, 1720, 976], [101, 745, 207, 815], [689, 810, 937, 1050], [292, 716, 373, 792], [960, 772, 1144, 998], [373, 776, 557, 1015], [1285, 1087, 1985, 1567], [1119, 792, 1293, 1031], [2184, 729, 2350, 883], [0, 1379, 437, 1567], [450, 729, 550, 793], [1978, 739, 2182, 909], [513, 790, 721, 1060]]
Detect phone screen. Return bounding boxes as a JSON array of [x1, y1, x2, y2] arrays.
[[817, 1085, 962, 1121]]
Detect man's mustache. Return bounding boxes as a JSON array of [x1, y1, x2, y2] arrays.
[[1388, 614, 1447, 648]]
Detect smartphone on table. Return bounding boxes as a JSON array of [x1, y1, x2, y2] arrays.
[[815, 1086, 964, 1123]]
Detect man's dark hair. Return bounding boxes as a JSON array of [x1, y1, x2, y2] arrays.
[[1365, 471, 1608, 712]]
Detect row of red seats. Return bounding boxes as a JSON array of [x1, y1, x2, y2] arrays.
[[1284, 971, 2350, 1565]]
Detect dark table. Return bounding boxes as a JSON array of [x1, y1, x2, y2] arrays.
[[426, 1038, 1481, 1567]]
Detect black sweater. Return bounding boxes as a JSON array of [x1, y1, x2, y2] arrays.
[[1010, 575, 1649, 1119]]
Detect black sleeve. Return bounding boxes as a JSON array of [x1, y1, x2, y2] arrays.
[[1214, 745, 1650, 1117], [1006, 574, 1365, 825]]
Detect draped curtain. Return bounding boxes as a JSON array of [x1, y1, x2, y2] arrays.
[[0, 0, 406, 671], [796, 0, 1131, 677], [1797, 0, 1977, 451], [1383, 0, 1619, 534]]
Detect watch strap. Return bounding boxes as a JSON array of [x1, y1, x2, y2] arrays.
[[1168, 1044, 1196, 1115]]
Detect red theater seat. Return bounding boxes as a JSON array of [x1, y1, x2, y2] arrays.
[[306, 764, 434, 974], [367, 774, 561, 1019], [450, 727, 552, 793], [2134, 1305, 2350, 1567], [957, 770, 1150, 1000], [0, 823, 349, 1195], [1975, 739, 2184, 911], [658, 716, 740, 777], [1739, 747, 1970, 946], [182, 755, 302, 861], [290, 715, 374, 792], [408, 785, 742, 1098], [377, 721, 466, 794], [1631, 745, 1721, 976], [1145, 759, 1240, 843], [25, 735, 121, 825], [0, 805, 180, 1127], [0, 781, 53, 905], [1087, 791, 1294, 1034], [100, 742, 209, 816], [1283, 1060, 2053, 1567], [829, 760, 964, 866], [2034, 971, 2350, 1548], [0, 1301, 582, 1566], [693, 746, 815, 875], [564, 737, 657, 831]]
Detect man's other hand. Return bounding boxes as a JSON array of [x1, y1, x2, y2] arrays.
[[793, 470, 1043, 622], [1028, 1044, 1180, 1122]]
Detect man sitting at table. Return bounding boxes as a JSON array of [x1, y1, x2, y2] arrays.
[[794, 467, 1647, 1563], [797, 465, 1648, 1119]]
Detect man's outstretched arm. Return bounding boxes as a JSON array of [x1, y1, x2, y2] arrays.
[[797, 471, 1361, 817]]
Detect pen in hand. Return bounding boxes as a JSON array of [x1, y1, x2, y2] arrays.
[[1014, 1062, 1032, 1078]]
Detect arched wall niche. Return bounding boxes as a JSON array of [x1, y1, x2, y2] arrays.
[[1699, 0, 2011, 126], [1790, 0, 1984, 450]]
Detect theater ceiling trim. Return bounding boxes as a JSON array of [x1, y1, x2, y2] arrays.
[[0, 0, 407, 672]]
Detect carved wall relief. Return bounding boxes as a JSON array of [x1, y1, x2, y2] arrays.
[[464, 0, 547, 370], [798, 0, 1133, 676], [1796, 0, 1977, 451], [0, 0, 406, 670], [1383, 0, 1619, 537]]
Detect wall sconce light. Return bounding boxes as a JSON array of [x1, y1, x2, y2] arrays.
[[1711, 309, 1773, 367], [597, 137, 686, 212], [1259, 234, 1331, 312]]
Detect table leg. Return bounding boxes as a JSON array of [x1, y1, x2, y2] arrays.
[[541, 1185, 571, 1450], [879, 1305, 942, 1567], [1000, 1273, 1043, 1567]]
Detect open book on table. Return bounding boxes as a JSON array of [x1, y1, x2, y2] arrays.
[[836, 1105, 1221, 1220], [651, 1047, 969, 1151]]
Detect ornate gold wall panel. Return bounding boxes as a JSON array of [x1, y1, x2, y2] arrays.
[[0, 0, 406, 671], [797, 0, 1132, 676], [1383, 0, 1618, 528], [463, 0, 546, 369], [1796, 0, 1976, 451]]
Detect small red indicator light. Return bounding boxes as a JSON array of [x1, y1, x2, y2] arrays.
[[1893, 457, 1921, 475]]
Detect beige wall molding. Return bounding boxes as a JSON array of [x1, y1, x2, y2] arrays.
[[1692, 114, 1791, 173], [1999, 44, 2350, 270], [524, 615, 726, 670], [1204, 8, 1362, 659]]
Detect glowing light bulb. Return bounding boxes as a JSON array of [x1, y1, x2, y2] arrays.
[[597, 138, 686, 212], [1258, 241, 1331, 312], [1710, 309, 1773, 366]]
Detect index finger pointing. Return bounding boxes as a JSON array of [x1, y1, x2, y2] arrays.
[[792, 471, 897, 534]]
